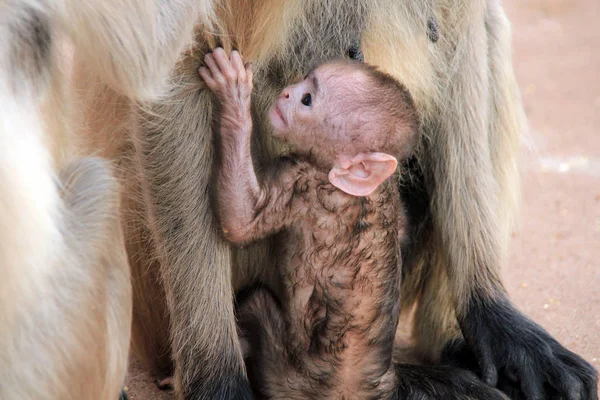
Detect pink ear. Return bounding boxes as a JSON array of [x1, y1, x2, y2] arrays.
[[328, 153, 398, 196]]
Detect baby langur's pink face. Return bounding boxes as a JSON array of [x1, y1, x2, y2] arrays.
[[267, 65, 367, 158], [267, 64, 401, 198], [268, 70, 323, 137]]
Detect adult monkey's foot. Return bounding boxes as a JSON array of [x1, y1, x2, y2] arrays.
[[155, 374, 253, 399], [394, 364, 509, 400], [442, 295, 598, 400]]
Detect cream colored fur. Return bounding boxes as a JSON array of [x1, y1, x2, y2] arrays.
[[0, 0, 215, 397]]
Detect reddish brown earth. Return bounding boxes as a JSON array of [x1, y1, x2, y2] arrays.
[[124, 0, 600, 397]]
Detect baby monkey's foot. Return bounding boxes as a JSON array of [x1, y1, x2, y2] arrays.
[[199, 47, 253, 115], [155, 376, 174, 391]]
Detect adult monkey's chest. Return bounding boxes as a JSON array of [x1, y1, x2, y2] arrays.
[[256, 0, 367, 86], [203, 0, 439, 154], [195, 0, 443, 160], [225, 0, 371, 158]]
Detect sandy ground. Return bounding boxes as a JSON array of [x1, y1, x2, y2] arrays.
[[124, 0, 600, 397]]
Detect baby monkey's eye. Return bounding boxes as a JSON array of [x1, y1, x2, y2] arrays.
[[301, 93, 312, 107]]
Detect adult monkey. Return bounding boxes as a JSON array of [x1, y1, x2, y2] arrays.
[[70, 1, 598, 400]]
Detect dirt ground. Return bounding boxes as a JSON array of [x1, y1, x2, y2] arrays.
[[124, 0, 600, 398]]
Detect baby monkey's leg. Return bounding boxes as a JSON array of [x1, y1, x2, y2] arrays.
[[235, 285, 510, 400], [235, 286, 287, 399]]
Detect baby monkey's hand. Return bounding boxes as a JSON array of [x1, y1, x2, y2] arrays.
[[199, 48, 253, 120]]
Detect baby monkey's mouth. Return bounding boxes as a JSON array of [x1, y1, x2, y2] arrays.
[[276, 105, 286, 125], [268, 103, 288, 136]]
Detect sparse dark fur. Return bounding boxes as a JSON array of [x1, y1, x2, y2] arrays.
[[205, 54, 509, 399], [232, 162, 404, 399], [199, 51, 412, 397], [238, 288, 510, 400]]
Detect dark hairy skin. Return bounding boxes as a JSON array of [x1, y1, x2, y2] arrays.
[[236, 288, 511, 400], [233, 162, 404, 400]]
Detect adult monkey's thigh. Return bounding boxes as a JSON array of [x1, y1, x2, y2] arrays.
[[131, 67, 251, 398], [0, 0, 202, 396]]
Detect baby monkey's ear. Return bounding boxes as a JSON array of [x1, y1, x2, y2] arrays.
[[328, 152, 397, 197]]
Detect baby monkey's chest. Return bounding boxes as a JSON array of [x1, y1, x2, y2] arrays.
[[283, 208, 386, 299], [289, 196, 365, 262], [283, 180, 387, 275]]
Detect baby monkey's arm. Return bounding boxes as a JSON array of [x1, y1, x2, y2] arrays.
[[200, 48, 299, 245]]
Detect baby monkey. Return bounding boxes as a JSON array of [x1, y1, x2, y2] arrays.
[[200, 49, 417, 399]]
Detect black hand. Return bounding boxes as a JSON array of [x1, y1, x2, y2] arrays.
[[443, 295, 598, 400], [394, 364, 509, 400]]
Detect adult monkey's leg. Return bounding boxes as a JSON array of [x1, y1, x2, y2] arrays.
[[56, 0, 246, 396], [417, 1, 598, 399], [132, 56, 252, 399]]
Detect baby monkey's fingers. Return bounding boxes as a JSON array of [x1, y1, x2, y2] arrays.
[[230, 50, 247, 82], [212, 47, 237, 82], [203, 52, 225, 86], [245, 62, 254, 85], [198, 66, 217, 91]]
